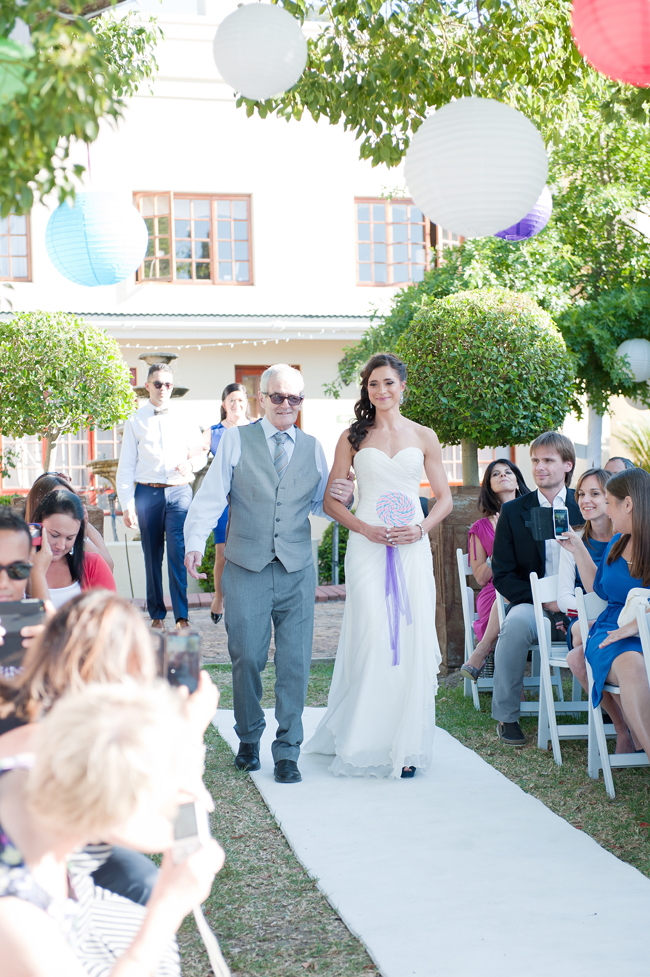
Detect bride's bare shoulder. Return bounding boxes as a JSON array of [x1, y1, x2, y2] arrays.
[[404, 419, 441, 450]]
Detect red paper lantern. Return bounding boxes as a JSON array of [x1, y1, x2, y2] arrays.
[[571, 0, 650, 86]]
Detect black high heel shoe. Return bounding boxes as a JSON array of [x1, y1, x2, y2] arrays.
[[211, 611, 223, 625], [401, 766, 416, 779]]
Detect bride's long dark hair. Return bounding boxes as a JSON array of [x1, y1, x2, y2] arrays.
[[348, 353, 407, 452]]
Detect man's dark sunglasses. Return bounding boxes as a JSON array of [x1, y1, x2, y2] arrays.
[[265, 393, 304, 406], [152, 381, 173, 390], [0, 561, 33, 580]]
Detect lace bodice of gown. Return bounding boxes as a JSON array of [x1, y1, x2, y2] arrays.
[[353, 447, 424, 526]]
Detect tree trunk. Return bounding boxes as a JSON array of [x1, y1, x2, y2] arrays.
[[461, 439, 480, 486], [587, 408, 603, 468], [43, 431, 58, 471]]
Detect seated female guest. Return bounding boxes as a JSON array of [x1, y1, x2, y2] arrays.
[[25, 472, 114, 572], [0, 509, 52, 675], [31, 489, 116, 609], [461, 458, 530, 682], [0, 681, 224, 977], [580, 468, 650, 758], [203, 382, 251, 625]]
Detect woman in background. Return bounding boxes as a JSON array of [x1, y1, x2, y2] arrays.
[[31, 489, 115, 609], [25, 472, 114, 572], [203, 383, 251, 624], [460, 458, 530, 683]]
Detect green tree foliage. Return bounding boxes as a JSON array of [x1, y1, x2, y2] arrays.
[[395, 288, 575, 480], [245, 0, 585, 167], [0, 1, 161, 214], [0, 311, 136, 468], [318, 520, 349, 584]]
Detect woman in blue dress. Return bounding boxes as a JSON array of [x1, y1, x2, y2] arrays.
[[204, 383, 250, 623], [581, 468, 650, 759]]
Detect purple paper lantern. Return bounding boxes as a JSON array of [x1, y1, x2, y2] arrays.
[[494, 186, 552, 242]]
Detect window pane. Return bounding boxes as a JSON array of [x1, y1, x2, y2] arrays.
[[140, 196, 155, 217], [216, 200, 231, 218], [393, 244, 408, 263], [158, 258, 171, 277], [235, 261, 249, 281], [144, 216, 154, 237], [175, 241, 191, 259], [218, 241, 232, 260], [13, 257, 27, 278], [217, 221, 231, 239], [218, 262, 232, 280], [392, 264, 408, 283], [0, 237, 8, 256], [157, 237, 170, 256], [392, 205, 407, 223], [357, 203, 370, 221], [194, 220, 210, 239], [195, 262, 211, 280], [410, 224, 424, 242], [176, 261, 191, 279], [411, 245, 426, 263], [409, 206, 423, 222], [175, 219, 191, 238], [232, 200, 247, 219], [358, 264, 372, 282], [155, 194, 170, 215], [158, 216, 169, 236], [392, 224, 408, 243], [374, 243, 387, 262], [193, 199, 210, 219], [174, 198, 191, 218], [195, 241, 211, 259], [143, 260, 155, 278], [10, 215, 26, 234], [373, 224, 386, 242], [374, 264, 387, 283], [233, 222, 248, 241], [358, 243, 371, 261], [0, 257, 9, 277], [411, 264, 425, 282], [234, 241, 248, 261], [358, 223, 370, 242], [372, 204, 386, 221]]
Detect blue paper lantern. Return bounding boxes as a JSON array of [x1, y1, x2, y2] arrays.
[[46, 192, 149, 287], [494, 186, 553, 242]]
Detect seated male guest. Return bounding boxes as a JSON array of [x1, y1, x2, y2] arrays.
[[491, 432, 581, 746]]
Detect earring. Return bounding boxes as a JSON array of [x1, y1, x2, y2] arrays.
[[400, 392, 404, 405], [70, 545, 74, 555]]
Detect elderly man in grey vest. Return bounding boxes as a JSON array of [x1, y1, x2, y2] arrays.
[[184, 364, 354, 784]]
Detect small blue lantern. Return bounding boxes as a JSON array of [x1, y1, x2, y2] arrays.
[[46, 192, 148, 287], [494, 186, 553, 242]]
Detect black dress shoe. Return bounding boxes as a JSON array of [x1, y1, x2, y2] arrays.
[[274, 759, 302, 783], [496, 721, 526, 746], [234, 742, 260, 771], [211, 611, 223, 625]]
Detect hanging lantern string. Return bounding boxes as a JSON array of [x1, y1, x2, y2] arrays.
[[122, 338, 292, 350]]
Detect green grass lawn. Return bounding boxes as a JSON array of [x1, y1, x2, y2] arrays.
[[179, 663, 650, 975]]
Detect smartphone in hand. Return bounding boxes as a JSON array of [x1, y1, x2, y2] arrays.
[[0, 598, 45, 674], [28, 523, 42, 552], [553, 507, 570, 539], [165, 630, 201, 693], [172, 799, 212, 864]]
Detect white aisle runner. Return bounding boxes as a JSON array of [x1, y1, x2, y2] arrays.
[[213, 708, 650, 977]]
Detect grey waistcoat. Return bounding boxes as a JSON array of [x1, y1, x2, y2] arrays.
[[224, 422, 321, 573]]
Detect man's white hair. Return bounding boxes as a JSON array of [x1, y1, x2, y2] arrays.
[[260, 364, 305, 395]]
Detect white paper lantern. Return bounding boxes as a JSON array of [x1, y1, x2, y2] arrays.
[[616, 338, 650, 383], [404, 98, 548, 238], [625, 386, 650, 410], [213, 3, 308, 102]]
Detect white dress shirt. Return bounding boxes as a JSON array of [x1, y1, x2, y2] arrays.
[[537, 485, 567, 579], [184, 416, 331, 556], [116, 401, 206, 512]]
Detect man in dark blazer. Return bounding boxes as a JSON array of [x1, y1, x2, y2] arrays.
[[492, 432, 581, 746]]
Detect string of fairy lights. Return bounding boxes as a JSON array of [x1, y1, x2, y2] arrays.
[[122, 338, 292, 351]]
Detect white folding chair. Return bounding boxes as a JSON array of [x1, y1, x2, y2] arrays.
[[532, 572, 589, 764], [493, 589, 544, 713], [576, 588, 648, 798], [456, 548, 494, 710]]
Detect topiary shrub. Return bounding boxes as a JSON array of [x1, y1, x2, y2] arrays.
[[318, 521, 349, 585], [395, 286, 576, 484]]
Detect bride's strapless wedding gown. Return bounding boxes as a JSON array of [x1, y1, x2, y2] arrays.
[[304, 446, 441, 778]]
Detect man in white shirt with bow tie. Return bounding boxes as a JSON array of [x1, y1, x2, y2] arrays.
[[117, 363, 206, 630]]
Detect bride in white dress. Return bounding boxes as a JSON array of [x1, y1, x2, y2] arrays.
[[305, 353, 453, 778]]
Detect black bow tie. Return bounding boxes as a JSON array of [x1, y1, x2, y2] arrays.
[[154, 408, 168, 416]]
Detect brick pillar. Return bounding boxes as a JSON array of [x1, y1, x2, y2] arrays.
[[428, 485, 480, 675]]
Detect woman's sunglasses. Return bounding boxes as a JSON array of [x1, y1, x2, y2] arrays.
[[152, 381, 173, 390], [42, 471, 72, 482], [0, 561, 33, 580], [265, 393, 304, 406]]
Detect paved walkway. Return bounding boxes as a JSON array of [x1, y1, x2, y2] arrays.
[[214, 708, 650, 977]]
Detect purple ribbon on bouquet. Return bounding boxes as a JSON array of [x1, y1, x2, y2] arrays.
[[376, 492, 416, 666]]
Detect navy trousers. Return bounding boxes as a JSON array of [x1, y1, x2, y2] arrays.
[[134, 483, 192, 622]]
